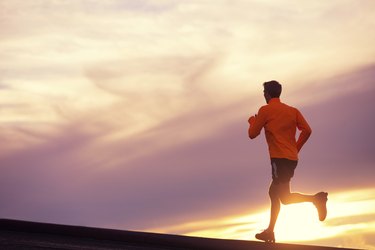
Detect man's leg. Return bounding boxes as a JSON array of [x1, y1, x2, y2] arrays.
[[255, 180, 278, 242], [267, 180, 281, 232], [277, 181, 328, 221], [266, 180, 315, 232], [256, 158, 327, 242], [270, 159, 314, 204], [278, 182, 314, 205]]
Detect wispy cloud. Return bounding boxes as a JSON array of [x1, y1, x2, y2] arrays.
[[1, 1, 375, 248], [1, 66, 374, 232]]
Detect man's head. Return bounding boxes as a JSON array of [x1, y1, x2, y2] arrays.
[[263, 80, 282, 103]]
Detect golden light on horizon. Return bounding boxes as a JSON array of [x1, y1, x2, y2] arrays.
[[150, 188, 375, 248]]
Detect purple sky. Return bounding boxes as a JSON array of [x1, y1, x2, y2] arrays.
[[1, 1, 375, 248], [1, 65, 374, 232]]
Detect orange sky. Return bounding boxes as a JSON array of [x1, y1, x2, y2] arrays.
[[1, 1, 375, 249]]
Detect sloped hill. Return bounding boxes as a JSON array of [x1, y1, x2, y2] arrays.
[[0, 219, 357, 250]]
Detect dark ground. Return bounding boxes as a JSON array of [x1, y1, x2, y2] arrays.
[[0, 219, 358, 250]]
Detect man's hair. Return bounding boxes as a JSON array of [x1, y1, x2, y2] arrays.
[[263, 80, 282, 98]]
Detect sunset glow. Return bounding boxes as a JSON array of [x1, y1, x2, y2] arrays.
[[1, 1, 375, 249], [151, 188, 375, 248]]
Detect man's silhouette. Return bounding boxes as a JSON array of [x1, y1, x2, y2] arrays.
[[248, 81, 328, 243]]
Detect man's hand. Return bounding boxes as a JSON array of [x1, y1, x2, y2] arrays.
[[248, 114, 258, 139], [248, 115, 257, 125]]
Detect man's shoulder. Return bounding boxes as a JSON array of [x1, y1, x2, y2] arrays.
[[258, 102, 301, 115], [280, 102, 300, 113], [258, 104, 270, 113]]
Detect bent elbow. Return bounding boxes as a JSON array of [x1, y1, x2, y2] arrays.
[[248, 132, 258, 139], [307, 128, 312, 136]]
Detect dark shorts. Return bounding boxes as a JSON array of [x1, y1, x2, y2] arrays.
[[271, 158, 298, 184]]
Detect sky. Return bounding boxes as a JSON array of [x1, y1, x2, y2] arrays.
[[1, 0, 375, 248]]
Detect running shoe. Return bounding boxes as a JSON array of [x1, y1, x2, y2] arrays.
[[255, 229, 275, 243], [314, 192, 328, 221]]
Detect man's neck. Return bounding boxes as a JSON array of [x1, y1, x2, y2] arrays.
[[268, 98, 281, 104]]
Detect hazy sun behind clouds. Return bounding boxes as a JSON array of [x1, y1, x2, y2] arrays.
[[150, 188, 375, 249]]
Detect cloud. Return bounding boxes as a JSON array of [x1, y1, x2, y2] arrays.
[[0, 82, 10, 90], [290, 65, 375, 192], [84, 54, 219, 97], [1, 2, 375, 248], [1, 1, 374, 142], [1, 64, 374, 232]]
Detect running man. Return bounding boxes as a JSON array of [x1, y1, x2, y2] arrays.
[[248, 80, 328, 243]]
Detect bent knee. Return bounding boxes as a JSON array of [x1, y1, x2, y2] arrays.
[[280, 194, 292, 205]]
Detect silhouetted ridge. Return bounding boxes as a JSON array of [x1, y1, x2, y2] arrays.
[[0, 219, 357, 250]]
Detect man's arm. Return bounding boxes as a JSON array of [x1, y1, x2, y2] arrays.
[[248, 107, 266, 139], [296, 110, 312, 152]]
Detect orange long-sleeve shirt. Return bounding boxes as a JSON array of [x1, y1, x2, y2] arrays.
[[248, 98, 312, 160]]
